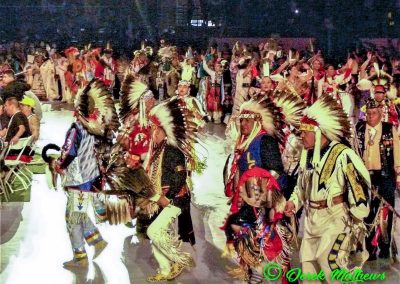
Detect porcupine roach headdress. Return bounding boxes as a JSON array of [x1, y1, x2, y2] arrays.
[[75, 78, 119, 136], [299, 93, 353, 169], [104, 42, 113, 52], [119, 73, 154, 126], [148, 97, 204, 172]]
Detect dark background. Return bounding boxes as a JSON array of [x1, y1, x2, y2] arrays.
[[0, 0, 399, 56]]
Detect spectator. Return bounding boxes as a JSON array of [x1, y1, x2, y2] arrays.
[[0, 97, 31, 145], [2, 69, 15, 86], [24, 90, 42, 121], [1, 69, 31, 101], [0, 99, 10, 130], [20, 96, 40, 143]]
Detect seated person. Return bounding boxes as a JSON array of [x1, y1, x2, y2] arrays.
[[20, 96, 40, 143], [24, 90, 42, 121], [0, 97, 32, 158], [0, 99, 10, 131]]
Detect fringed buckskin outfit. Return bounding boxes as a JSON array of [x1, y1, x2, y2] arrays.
[[290, 94, 371, 283], [145, 97, 203, 282]]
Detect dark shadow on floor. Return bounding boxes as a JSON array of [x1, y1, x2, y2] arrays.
[[119, 204, 240, 284], [0, 202, 24, 244], [63, 261, 105, 284], [0, 202, 25, 273]]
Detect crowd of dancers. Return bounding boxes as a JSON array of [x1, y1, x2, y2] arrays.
[[0, 38, 399, 283]]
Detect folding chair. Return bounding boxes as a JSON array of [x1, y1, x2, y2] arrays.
[[3, 136, 33, 194], [0, 181, 8, 202], [23, 142, 40, 177], [0, 140, 10, 201]]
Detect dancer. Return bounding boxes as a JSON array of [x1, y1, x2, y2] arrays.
[[145, 98, 202, 282], [42, 79, 119, 268], [222, 91, 304, 282], [285, 94, 371, 283]]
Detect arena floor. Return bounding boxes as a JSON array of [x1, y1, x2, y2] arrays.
[[1, 107, 400, 284]]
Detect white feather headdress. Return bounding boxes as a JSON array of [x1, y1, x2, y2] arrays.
[[301, 94, 352, 142], [239, 99, 277, 135], [299, 94, 352, 168], [236, 98, 287, 151]]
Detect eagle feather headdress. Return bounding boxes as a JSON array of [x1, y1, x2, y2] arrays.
[[272, 90, 306, 129], [119, 74, 154, 126], [301, 93, 352, 142], [148, 97, 203, 170], [75, 79, 119, 136], [237, 98, 286, 149], [299, 93, 353, 168], [232, 90, 305, 148]]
